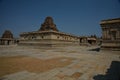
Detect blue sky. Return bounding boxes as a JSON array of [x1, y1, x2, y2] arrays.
[[0, 0, 120, 38]]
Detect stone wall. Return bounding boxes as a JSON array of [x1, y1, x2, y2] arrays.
[[100, 18, 120, 50], [19, 31, 79, 47]]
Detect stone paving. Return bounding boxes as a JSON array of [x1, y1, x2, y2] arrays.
[[0, 45, 120, 80]]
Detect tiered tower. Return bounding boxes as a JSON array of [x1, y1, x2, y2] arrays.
[[39, 16, 58, 31]]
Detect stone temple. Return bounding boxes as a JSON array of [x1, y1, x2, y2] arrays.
[[19, 16, 79, 47], [100, 18, 120, 50], [0, 30, 15, 45]]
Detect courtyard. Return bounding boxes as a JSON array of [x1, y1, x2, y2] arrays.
[[0, 45, 120, 80]]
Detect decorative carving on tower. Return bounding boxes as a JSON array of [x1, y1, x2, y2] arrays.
[[39, 16, 59, 31], [2, 30, 13, 39]]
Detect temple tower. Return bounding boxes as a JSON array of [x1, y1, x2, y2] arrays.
[[2, 30, 13, 39], [39, 16, 59, 31]]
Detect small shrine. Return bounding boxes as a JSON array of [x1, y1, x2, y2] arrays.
[[0, 30, 15, 45]]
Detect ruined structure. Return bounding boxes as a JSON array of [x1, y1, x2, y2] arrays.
[[79, 36, 88, 45], [19, 17, 79, 47], [0, 30, 15, 45], [87, 37, 97, 45], [79, 36, 97, 46], [100, 18, 120, 50]]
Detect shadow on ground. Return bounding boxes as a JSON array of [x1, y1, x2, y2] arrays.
[[88, 48, 101, 52], [93, 61, 120, 80]]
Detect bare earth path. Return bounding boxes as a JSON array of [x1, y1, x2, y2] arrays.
[[0, 45, 120, 80]]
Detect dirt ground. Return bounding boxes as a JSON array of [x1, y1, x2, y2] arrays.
[[0, 45, 120, 80], [0, 56, 73, 77]]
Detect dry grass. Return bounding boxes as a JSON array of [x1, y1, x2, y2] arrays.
[[71, 72, 83, 79], [56, 72, 82, 79], [0, 56, 73, 77]]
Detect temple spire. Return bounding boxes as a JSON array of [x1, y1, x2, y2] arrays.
[[2, 30, 13, 39], [39, 16, 59, 31]]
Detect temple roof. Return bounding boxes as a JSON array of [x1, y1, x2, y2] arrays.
[[100, 18, 120, 24], [20, 30, 79, 38], [2, 30, 13, 39], [39, 16, 59, 31]]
